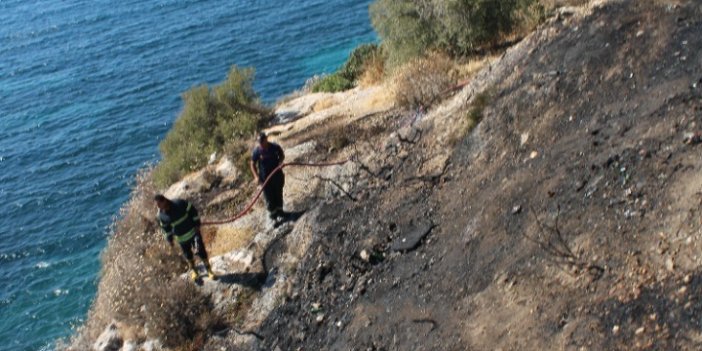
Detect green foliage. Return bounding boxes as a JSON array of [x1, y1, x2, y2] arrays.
[[311, 73, 354, 93], [370, 1, 437, 68], [338, 44, 382, 81], [311, 44, 383, 93], [153, 66, 269, 187], [370, 0, 542, 67]]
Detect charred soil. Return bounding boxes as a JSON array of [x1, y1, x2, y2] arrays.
[[255, 1, 702, 350]]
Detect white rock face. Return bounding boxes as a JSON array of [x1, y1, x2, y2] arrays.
[[140, 339, 162, 351], [93, 322, 122, 351], [164, 169, 214, 199], [215, 156, 241, 186]]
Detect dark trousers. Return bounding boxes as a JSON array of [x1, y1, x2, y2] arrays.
[[179, 232, 208, 262], [263, 172, 285, 217]]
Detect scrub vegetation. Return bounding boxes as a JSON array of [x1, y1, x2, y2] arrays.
[[370, 0, 545, 68], [153, 66, 271, 188], [311, 43, 384, 93]]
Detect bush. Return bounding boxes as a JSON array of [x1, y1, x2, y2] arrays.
[[337, 44, 383, 81], [153, 66, 270, 188], [370, 0, 543, 67], [311, 44, 384, 93], [311, 73, 354, 93], [358, 50, 386, 87], [393, 52, 455, 109]]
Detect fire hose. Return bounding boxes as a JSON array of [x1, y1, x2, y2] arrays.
[[200, 159, 349, 226]]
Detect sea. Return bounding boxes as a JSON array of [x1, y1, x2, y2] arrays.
[[0, 1, 376, 349]]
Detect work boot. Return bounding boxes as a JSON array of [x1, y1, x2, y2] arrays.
[[190, 270, 199, 282], [207, 269, 217, 281], [204, 262, 217, 280], [186, 259, 198, 281]]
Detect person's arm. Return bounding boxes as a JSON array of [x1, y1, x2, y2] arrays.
[[250, 148, 260, 183], [188, 202, 201, 229], [158, 215, 174, 245], [278, 144, 285, 163], [249, 159, 260, 183]]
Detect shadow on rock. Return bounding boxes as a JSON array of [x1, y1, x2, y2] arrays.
[[216, 272, 267, 290], [273, 209, 307, 228]]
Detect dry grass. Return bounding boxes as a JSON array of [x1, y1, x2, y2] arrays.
[[312, 96, 339, 112], [64, 167, 223, 350], [358, 52, 386, 87], [452, 56, 496, 81], [206, 226, 256, 257], [360, 83, 396, 112], [392, 52, 455, 109]]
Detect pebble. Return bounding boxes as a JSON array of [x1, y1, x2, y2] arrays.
[[316, 314, 325, 323], [635, 327, 645, 335], [612, 325, 620, 334], [360, 250, 370, 262], [529, 151, 539, 159], [511, 205, 522, 215], [684, 274, 692, 284], [665, 257, 675, 272]]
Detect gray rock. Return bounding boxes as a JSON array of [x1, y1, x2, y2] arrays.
[[93, 323, 122, 351], [391, 223, 435, 252]]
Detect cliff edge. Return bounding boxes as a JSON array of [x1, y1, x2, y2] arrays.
[[71, 1, 702, 350]]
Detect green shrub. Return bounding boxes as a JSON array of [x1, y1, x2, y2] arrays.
[[153, 66, 270, 188], [370, 0, 542, 68], [338, 44, 382, 81], [311, 73, 354, 93], [311, 44, 383, 93], [370, 1, 438, 69]]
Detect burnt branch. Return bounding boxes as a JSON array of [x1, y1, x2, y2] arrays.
[[521, 205, 603, 280]]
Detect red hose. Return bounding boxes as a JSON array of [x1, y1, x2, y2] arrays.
[[201, 159, 349, 226]]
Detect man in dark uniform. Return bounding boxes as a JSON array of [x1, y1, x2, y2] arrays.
[[249, 132, 286, 221], [154, 194, 216, 281]]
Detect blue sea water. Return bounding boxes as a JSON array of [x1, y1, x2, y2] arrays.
[[0, 1, 376, 349]]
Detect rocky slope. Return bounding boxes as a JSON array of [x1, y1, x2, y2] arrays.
[[247, 1, 702, 350], [85, 0, 702, 350]]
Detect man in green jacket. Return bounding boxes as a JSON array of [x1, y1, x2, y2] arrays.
[[155, 194, 216, 281]]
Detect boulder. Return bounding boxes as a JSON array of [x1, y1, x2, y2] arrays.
[[215, 157, 241, 186], [207, 189, 241, 208], [93, 322, 122, 351], [164, 168, 217, 199]]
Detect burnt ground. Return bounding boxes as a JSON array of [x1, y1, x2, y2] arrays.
[[252, 1, 702, 350]]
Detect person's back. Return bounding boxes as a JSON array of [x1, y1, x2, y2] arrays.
[[158, 199, 198, 242]]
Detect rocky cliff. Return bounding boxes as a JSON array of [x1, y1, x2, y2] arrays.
[[76, 1, 702, 350]]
